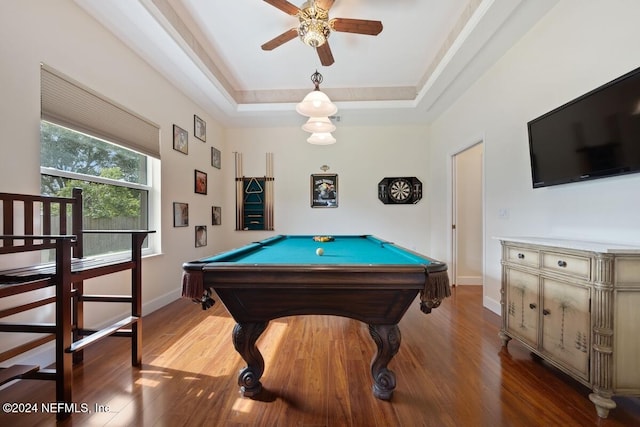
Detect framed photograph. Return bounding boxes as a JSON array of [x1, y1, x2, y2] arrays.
[[173, 202, 189, 227], [195, 225, 207, 247], [211, 147, 221, 169], [311, 174, 338, 208], [194, 169, 207, 195], [173, 124, 188, 154], [194, 114, 206, 142], [212, 206, 221, 225]]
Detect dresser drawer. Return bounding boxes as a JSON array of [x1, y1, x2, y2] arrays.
[[541, 251, 591, 280], [506, 246, 539, 267]]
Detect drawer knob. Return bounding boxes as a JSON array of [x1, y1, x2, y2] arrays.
[[529, 303, 537, 309], [557, 260, 567, 268], [518, 253, 525, 259], [543, 309, 551, 316]]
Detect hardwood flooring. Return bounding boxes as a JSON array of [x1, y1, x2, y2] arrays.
[[1, 286, 639, 426]]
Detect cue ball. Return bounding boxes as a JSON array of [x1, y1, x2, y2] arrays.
[[316, 248, 324, 256]]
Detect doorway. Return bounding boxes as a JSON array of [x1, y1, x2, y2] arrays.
[[451, 142, 483, 286]]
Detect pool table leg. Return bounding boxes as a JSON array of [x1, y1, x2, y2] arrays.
[[368, 323, 401, 400], [232, 321, 268, 397]]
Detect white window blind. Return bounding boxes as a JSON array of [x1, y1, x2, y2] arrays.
[[40, 64, 160, 158]]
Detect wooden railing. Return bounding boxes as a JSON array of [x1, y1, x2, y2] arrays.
[[0, 189, 153, 420]]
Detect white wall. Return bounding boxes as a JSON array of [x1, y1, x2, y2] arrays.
[[222, 125, 431, 254], [428, 0, 640, 313]]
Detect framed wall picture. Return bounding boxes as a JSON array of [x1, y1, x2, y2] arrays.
[[173, 202, 189, 227], [195, 169, 207, 195], [311, 174, 338, 208], [195, 225, 207, 247], [211, 147, 221, 169], [194, 114, 206, 142], [212, 206, 221, 225], [173, 124, 188, 154]]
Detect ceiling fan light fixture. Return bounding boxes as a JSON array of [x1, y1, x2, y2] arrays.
[[302, 116, 336, 133], [262, 0, 383, 66], [298, 19, 330, 47], [307, 132, 336, 145]]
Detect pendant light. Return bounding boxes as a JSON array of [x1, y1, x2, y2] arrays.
[[296, 70, 337, 117]]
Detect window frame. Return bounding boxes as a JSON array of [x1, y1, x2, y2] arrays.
[[40, 123, 157, 257]]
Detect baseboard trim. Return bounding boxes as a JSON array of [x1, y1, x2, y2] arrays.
[[483, 295, 501, 315]]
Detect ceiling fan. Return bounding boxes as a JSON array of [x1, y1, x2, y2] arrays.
[[261, 0, 383, 66]]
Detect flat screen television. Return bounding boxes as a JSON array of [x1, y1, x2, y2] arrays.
[[527, 66, 640, 188]]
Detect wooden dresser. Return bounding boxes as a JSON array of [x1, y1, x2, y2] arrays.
[[497, 237, 640, 418]]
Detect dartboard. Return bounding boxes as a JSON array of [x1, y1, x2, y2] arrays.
[[389, 178, 412, 202], [378, 177, 422, 205]]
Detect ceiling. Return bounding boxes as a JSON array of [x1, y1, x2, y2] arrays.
[[75, 0, 559, 128]]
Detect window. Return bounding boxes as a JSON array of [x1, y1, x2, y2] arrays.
[[40, 121, 151, 256], [40, 65, 159, 257]]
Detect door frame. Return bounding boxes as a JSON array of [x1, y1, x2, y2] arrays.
[[450, 139, 485, 288]]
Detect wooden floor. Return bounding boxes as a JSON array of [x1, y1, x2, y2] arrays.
[[1, 286, 639, 426]]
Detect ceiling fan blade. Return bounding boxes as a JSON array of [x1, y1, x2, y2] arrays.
[[263, 0, 301, 16], [317, 42, 334, 66], [261, 28, 299, 50], [316, 0, 335, 11], [331, 18, 383, 36]]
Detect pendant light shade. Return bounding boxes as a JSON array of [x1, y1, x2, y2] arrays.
[[307, 132, 336, 145], [296, 91, 337, 117], [296, 70, 337, 117], [302, 116, 336, 133]]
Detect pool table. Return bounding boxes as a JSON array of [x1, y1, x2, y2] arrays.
[[182, 235, 449, 400]]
